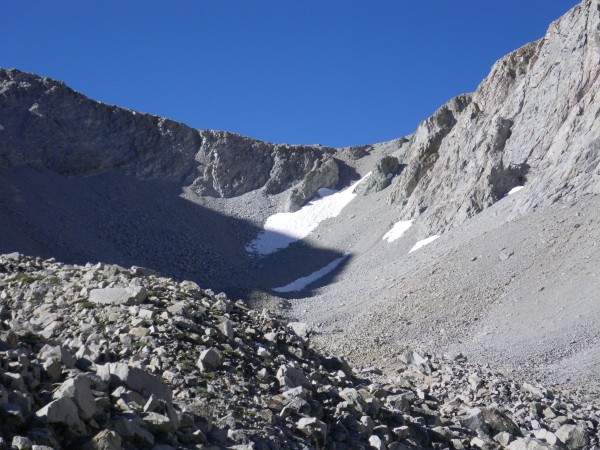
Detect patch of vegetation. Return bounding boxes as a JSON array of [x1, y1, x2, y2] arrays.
[[241, 407, 257, 418], [223, 347, 237, 357], [81, 302, 96, 309], [6, 273, 45, 284], [195, 387, 209, 396], [180, 357, 195, 367]]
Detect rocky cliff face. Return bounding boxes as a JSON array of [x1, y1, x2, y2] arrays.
[[389, 0, 600, 235], [193, 130, 337, 200], [0, 69, 337, 203]]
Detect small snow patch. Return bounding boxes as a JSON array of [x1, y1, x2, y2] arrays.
[[246, 173, 371, 256], [508, 186, 524, 195], [409, 235, 439, 253], [382, 220, 412, 243], [273, 254, 349, 293]]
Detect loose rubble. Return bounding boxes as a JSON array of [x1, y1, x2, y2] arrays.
[[0, 253, 598, 449]]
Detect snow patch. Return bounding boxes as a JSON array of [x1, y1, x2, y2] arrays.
[[409, 235, 440, 253], [246, 173, 372, 256], [508, 186, 524, 195], [382, 220, 412, 243], [273, 254, 349, 293]]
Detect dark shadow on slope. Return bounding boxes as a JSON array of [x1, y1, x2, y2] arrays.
[[262, 253, 354, 299], [0, 166, 345, 298], [334, 158, 361, 189]]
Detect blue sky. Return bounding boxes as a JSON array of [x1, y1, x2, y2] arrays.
[[3, 1, 580, 148]]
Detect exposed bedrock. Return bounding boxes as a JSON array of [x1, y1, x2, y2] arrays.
[[388, 0, 600, 236]]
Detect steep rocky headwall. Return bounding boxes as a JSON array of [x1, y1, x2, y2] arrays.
[[192, 129, 337, 199], [0, 69, 337, 200], [389, 0, 600, 235]]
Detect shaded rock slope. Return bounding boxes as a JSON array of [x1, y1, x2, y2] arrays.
[[0, 67, 338, 199], [0, 69, 352, 294], [1, 253, 599, 449]]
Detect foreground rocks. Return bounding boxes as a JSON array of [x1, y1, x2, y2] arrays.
[[0, 253, 598, 449]]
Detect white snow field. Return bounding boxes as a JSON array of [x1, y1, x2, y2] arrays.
[[508, 186, 524, 195], [409, 235, 440, 253], [273, 254, 349, 293], [246, 173, 371, 256], [382, 220, 413, 243]]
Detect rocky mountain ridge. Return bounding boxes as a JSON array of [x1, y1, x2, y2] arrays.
[[0, 68, 341, 209], [388, 0, 600, 235]]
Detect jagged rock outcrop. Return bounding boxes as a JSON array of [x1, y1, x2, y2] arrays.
[[285, 157, 340, 212], [0, 68, 335, 202], [357, 155, 401, 196], [1, 253, 598, 449], [389, 0, 600, 235], [0, 69, 200, 182], [192, 130, 336, 198]]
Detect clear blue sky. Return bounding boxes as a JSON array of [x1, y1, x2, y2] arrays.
[[2, 1, 580, 148]]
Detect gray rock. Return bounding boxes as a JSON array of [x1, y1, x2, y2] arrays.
[[52, 375, 97, 420], [296, 417, 327, 446], [368, 434, 386, 450], [555, 424, 588, 449], [111, 417, 154, 448], [508, 437, 557, 450], [89, 287, 147, 306], [399, 350, 427, 366], [11, 436, 32, 450], [166, 302, 188, 317], [42, 358, 62, 380], [39, 345, 75, 369], [35, 397, 81, 427], [218, 319, 234, 340], [459, 408, 490, 435], [197, 348, 222, 372], [276, 365, 311, 389], [498, 249, 514, 261], [494, 431, 515, 447], [521, 383, 545, 400], [358, 155, 400, 195], [142, 411, 175, 433], [482, 406, 522, 436], [97, 363, 172, 404], [90, 430, 122, 450], [286, 157, 339, 212], [131, 266, 159, 277], [288, 321, 311, 339], [339, 388, 368, 414]]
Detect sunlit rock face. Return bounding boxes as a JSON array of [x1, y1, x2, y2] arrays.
[[388, 0, 600, 236]]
